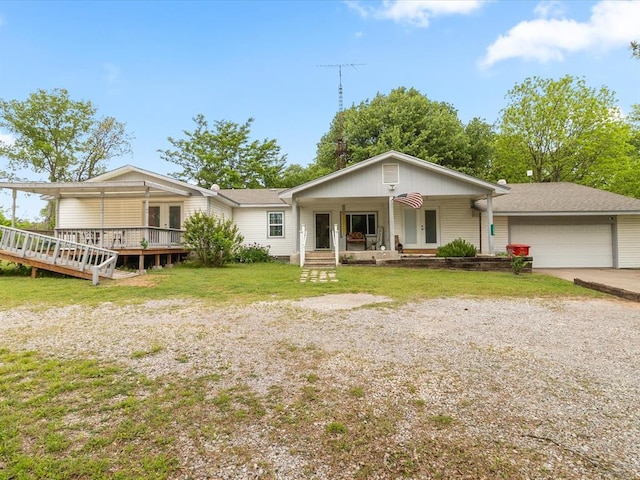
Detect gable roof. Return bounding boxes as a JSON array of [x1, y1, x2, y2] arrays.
[[474, 183, 640, 216], [89, 165, 220, 198], [280, 150, 510, 200], [218, 188, 288, 207]]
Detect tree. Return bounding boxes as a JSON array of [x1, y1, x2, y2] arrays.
[[159, 115, 286, 189], [279, 163, 332, 188], [0, 88, 133, 225], [632, 41, 640, 59], [492, 76, 632, 186], [314, 87, 488, 175], [183, 211, 244, 267]]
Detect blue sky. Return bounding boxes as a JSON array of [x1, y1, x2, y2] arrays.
[[1, 0, 639, 219]]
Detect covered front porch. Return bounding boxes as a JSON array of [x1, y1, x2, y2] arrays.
[[281, 151, 509, 268]]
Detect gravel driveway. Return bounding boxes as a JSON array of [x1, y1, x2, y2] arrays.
[[1, 295, 639, 479]]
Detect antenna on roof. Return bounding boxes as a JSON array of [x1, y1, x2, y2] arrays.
[[317, 63, 365, 170]]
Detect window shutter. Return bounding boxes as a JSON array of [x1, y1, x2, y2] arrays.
[[382, 163, 399, 184]]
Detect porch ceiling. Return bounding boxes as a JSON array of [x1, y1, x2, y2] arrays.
[[0, 180, 191, 198]]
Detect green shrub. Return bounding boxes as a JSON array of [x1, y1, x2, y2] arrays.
[[436, 238, 477, 257], [510, 254, 531, 275], [235, 243, 273, 263], [183, 212, 244, 267]]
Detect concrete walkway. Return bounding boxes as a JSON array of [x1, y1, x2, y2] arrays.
[[535, 268, 640, 300]]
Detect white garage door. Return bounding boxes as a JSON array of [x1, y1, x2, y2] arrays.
[[510, 224, 613, 268]]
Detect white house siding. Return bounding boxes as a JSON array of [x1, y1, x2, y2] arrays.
[[437, 198, 479, 248], [208, 198, 232, 219], [617, 215, 640, 268], [58, 195, 210, 228], [56, 198, 107, 228], [301, 161, 490, 200], [231, 207, 294, 257], [480, 214, 509, 254]]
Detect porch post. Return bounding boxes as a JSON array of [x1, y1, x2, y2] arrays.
[[292, 198, 298, 251], [487, 193, 495, 254], [144, 188, 150, 225], [144, 188, 150, 245], [388, 196, 395, 252], [11, 189, 16, 228], [100, 192, 105, 248]]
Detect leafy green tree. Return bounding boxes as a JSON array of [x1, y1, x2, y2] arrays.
[[0, 88, 133, 225], [160, 115, 286, 189], [632, 41, 640, 59], [464, 117, 495, 177], [279, 163, 332, 188], [183, 211, 244, 267], [492, 76, 632, 186], [604, 104, 640, 199], [315, 87, 487, 175]]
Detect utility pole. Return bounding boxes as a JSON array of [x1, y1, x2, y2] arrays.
[[317, 63, 365, 170]]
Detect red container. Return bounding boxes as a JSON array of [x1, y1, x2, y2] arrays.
[[506, 244, 530, 256]]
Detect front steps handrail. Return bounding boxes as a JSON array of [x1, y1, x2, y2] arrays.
[[0, 225, 118, 284]]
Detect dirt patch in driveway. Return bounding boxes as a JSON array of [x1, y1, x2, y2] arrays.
[[289, 293, 392, 311]]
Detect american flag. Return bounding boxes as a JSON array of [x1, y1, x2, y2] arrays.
[[393, 192, 423, 209]]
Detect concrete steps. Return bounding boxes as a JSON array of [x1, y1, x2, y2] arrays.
[[303, 251, 336, 268]]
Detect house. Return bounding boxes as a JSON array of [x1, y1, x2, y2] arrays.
[[2, 150, 640, 276]]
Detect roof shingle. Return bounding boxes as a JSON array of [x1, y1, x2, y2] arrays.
[[475, 183, 640, 214]]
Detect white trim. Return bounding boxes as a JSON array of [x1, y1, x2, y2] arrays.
[[267, 211, 285, 238]]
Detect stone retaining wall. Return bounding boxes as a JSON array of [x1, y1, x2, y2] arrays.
[[343, 256, 533, 273]]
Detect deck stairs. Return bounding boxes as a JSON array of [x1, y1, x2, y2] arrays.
[[303, 251, 337, 268], [0, 225, 118, 285]]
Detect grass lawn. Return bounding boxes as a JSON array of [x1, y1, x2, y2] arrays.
[[0, 261, 601, 309], [0, 263, 610, 479]]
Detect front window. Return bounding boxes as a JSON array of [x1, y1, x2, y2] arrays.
[[346, 213, 376, 235], [268, 211, 284, 238]]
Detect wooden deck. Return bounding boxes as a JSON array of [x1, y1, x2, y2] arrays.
[[0, 226, 118, 284]]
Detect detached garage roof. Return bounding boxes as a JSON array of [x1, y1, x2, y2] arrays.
[[474, 183, 640, 216]]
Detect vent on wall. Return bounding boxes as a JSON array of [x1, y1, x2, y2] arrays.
[[382, 163, 399, 184]]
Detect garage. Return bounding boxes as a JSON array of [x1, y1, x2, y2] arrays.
[[510, 221, 613, 268]]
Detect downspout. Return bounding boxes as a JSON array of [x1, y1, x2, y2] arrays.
[[56, 194, 61, 231]]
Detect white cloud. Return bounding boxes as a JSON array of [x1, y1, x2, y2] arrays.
[[534, 1, 566, 18], [0, 132, 15, 146], [347, 0, 486, 28], [480, 0, 640, 68]]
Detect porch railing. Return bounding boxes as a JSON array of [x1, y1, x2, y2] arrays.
[[0, 225, 118, 285], [54, 226, 184, 249]]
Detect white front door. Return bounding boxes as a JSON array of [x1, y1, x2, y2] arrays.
[[403, 208, 439, 248]]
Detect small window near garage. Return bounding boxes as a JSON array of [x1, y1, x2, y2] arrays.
[[382, 163, 399, 184], [346, 213, 377, 235], [268, 211, 284, 238]]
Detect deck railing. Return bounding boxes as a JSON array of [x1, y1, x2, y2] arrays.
[[54, 226, 184, 249], [0, 225, 118, 284]]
